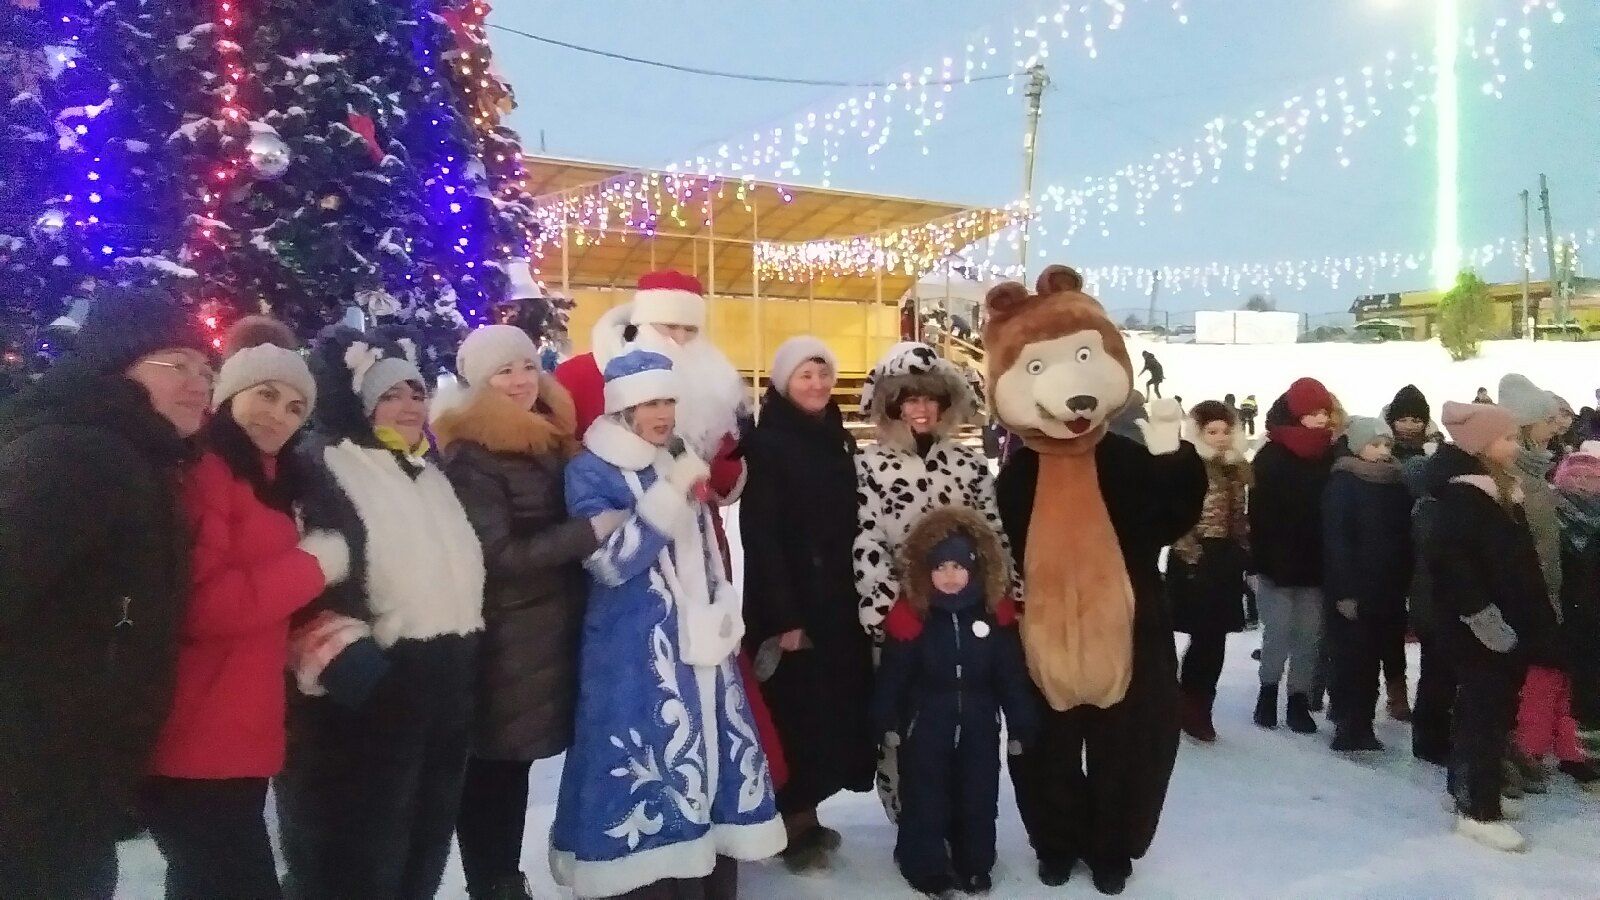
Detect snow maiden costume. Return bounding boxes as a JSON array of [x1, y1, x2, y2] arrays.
[[275, 328, 486, 900], [984, 266, 1206, 895], [552, 350, 784, 899]]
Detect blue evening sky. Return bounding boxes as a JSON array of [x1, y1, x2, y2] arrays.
[[489, 1, 1597, 316]]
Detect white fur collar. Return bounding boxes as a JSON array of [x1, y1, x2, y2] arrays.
[[1452, 473, 1525, 505], [590, 302, 634, 368], [1185, 419, 1247, 464], [585, 415, 670, 471]]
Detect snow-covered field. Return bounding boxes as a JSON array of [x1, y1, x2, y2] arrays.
[[113, 338, 1600, 898]]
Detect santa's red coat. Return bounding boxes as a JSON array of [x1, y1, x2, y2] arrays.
[[554, 352, 788, 788]]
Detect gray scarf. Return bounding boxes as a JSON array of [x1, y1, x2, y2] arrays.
[[1516, 444, 1555, 480], [1332, 454, 1402, 484]]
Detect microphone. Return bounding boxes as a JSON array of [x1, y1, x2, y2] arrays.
[[665, 436, 713, 502]]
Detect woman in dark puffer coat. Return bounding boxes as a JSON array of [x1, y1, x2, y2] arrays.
[[435, 325, 617, 900]]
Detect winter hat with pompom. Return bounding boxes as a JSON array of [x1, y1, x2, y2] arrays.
[[1344, 416, 1392, 454], [212, 316, 315, 411], [1497, 373, 1558, 427], [769, 336, 838, 398], [1443, 400, 1517, 456], [456, 324, 539, 390], [1554, 442, 1600, 494]]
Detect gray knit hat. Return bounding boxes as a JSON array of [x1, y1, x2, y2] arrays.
[[212, 316, 315, 411], [1344, 416, 1392, 454], [357, 354, 423, 417], [1497, 373, 1558, 427]]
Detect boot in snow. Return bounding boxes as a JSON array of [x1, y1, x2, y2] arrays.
[[1510, 749, 1550, 794], [1331, 721, 1384, 752], [1088, 857, 1132, 896], [1038, 857, 1076, 887], [1578, 726, 1600, 757], [1285, 693, 1318, 734], [1455, 815, 1527, 852], [1254, 683, 1279, 729], [1307, 689, 1325, 714], [1386, 679, 1413, 721], [1500, 759, 1526, 799], [1180, 690, 1217, 742], [471, 874, 534, 900], [958, 872, 993, 895], [1559, 760, 1600, 793], [905, 870, 955, 898]]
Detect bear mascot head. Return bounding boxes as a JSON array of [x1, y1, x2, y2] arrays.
[[984, 264, 1169, 711]]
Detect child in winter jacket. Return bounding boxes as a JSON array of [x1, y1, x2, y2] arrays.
[[1251, 377, 1338, 734], [1168, 400, 1251, 743], [1543, 445, 1600, 782], [874, 506, 1038, 898], [1322, 417, 1413, 753], [1427, 402, 1558, 853]]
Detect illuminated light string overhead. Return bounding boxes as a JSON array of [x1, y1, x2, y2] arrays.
[[752, 204, 1031, 283], [939, 227, 1596, 299], [667, 0, 1192, 186]]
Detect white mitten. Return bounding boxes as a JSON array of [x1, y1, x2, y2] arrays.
[[665, 449, 711, 496], [1137, 398, 1185, 455]]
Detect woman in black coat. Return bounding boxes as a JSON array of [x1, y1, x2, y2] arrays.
[[434, 325, 614, 899], [741, 337, 875, 871], [0, 289, 208, 898]]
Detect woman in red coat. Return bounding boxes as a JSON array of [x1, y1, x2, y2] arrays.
[[142, 318, 350, 899]]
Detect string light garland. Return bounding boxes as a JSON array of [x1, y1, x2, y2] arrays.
[[754, 205, 1030, 283], [184, 0, 252, 342], [39, 1, 128, 260], [941, 227, 1594, 299]]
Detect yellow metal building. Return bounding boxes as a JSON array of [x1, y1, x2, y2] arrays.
[[1352, 277, 1600, 339]]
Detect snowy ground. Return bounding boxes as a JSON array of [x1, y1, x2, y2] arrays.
[[114, 337, 1600, 898]]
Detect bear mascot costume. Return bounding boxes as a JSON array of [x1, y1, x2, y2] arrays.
[[986, 265, 1207, 895]]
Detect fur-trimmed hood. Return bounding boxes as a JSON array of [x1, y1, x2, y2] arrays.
[[862, 342, 983, 452], [1184, 416, 1250, 467], [432, 373, 579, 459], [897, 506, 1009, 618]]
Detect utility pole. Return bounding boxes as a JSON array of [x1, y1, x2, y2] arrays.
[[1520, 189, 1531, 339], [1020, 64, 1050, 284], [1147, 269, 1161, 329], [1539, 174, 1561, 324]]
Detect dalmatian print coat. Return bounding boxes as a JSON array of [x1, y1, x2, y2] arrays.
[[852, 342, 1017, 644]]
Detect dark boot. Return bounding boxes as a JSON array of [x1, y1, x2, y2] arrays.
[[1254, 683, 1279, 729], [958, 872, 993, 895], [1331, 721, 1384, 752], [1386, 680, 1413, 722], [1180, 691, 1217, 743], [470, 874, 534, 900], [1286, 693, 1318, 734], [1038, 857, 1076, 887], [1088, 856, 1132, 896]]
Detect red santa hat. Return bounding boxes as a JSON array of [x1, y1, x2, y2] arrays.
[[630, 270, 706, 330]]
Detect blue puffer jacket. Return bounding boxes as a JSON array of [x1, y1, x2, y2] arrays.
[[1322, 453, 1414, 618]]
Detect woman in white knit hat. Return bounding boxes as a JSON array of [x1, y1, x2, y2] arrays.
[[140, 316, 351, 899], [434, 325, 624, 900], [740, 336, 875, 870]]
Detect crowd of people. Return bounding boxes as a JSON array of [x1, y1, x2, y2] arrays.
[[0, 268, 1596, 900]]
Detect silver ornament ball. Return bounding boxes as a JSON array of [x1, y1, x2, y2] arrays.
[[247, 130, 291, 180]]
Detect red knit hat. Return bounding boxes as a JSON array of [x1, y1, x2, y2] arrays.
[[1285, 377, 1333, 418]]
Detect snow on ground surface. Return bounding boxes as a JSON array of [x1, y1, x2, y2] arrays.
[[114, 338, 1600, 898]]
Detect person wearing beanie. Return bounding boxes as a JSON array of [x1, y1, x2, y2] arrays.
[[552, 348, 785, 898], [0, 286, 208, 897], [854, 342, 1016, 821], [1321, 416, 1414, 753], [872, 506, 1038, 898], [1421, 400, 1555, 851], [739, 335, 873, 872], [275, 326, 486, 900], [1249, 376, 1338, 734], [1167, 400, 1252, 743], [1239, 393, 1259, 437], [1553, 444, 1600, 759], [135, 316, 348, 898], [433, 325, 611, 899], [1385, 384, 1438, 461]]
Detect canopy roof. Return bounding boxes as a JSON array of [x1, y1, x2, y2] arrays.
[[524, 154, 1014, 304]]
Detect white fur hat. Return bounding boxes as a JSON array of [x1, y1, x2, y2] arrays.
[[769, 336, 837, 397], [456, 324, 538, 389], [630, 270, 706, 330]]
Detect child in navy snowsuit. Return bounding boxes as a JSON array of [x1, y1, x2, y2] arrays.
[[873, 506, 1038, 897]]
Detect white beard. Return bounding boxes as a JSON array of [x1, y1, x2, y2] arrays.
[[634, 327, 749, 457]]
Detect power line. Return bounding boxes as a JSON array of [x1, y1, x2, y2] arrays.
[[486, 23, 1016, 88]]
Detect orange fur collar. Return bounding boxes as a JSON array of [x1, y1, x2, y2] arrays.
[[432, 374, 579, 458]]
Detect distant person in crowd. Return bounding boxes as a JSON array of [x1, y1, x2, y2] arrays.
[[854, 342, 1013, 821], [1251, 377, 1339, 735], [1553, 443, 1600, 758], [1385, 384, 1438, 464], [0, 288, 206, 898], [1239, 394, 1259, 437], [873, 507, 1037, 898], [1322, 417, 1413, 753], [1168, 400, 1252, 743], [143, 318, 348, 899], [1140, 350, 1166, 399], [741, 337, 875, 871], [1427, 402, 1554, 852], [1224, 393, 1239, 417], [434, 325, 601, 900], [1474, 387, 1494, 404]]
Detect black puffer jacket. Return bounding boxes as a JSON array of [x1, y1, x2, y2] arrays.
[[1423, 444, 1555, 667], [0, 362, 192, 843], [1322, 453, 1413, 617], [435, 379, 596, 761], [1249, 393, 1335, 587]]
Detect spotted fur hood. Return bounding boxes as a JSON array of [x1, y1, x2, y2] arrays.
[[897, 505, 1010, 619], [861, 342, 984, 452]]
